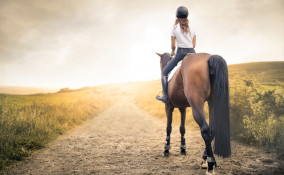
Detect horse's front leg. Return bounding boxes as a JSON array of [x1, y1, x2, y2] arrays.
[[164, 103, 174, 156], [179, 107, 186, 155]]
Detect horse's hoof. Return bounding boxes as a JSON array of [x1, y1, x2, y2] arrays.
[[181, 149, 186, 155], [164, 150, 170, 157], [206, 170, 215, 175], [201, 160, 208, 169], [207, 157, 217, 169]]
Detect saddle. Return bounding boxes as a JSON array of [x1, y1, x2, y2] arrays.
[[168, 61, 182, 82]]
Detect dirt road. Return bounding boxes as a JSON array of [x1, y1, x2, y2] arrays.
[[7, 100, 284, 174]]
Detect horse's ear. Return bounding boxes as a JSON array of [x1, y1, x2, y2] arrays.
[[155, 53, 162, 57]]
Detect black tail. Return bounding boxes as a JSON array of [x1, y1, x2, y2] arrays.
[[208, 55, 231, 157]]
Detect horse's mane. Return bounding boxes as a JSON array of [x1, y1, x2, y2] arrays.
[[161, 53, 172, 69]]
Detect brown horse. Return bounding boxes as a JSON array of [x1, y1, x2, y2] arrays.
[[156, 52, 231, 174]]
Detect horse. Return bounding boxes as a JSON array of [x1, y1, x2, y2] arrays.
[[156, 52, 231, 174]]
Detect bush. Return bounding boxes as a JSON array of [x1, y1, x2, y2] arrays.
[[230, 76, 284, 155]]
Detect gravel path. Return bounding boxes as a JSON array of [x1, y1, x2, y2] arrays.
[[7, 100, 284, 174]]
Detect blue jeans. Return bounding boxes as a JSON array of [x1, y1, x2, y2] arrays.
[[162, 48, 196, 76]]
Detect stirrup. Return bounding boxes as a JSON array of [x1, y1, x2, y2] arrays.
[[156, 94, 168, 103]]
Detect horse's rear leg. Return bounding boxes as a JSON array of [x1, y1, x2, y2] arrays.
[[164, 103, 174, 156], [201, 99, 215, 169], [191, 103, 216, 173], [179, 107, 186, 155]]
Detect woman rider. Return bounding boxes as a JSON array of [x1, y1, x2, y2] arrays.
[[156, 6, 196, 103]]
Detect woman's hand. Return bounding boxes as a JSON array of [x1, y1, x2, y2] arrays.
[[193, 35, 196, 48], [171, 36, 176, 55]]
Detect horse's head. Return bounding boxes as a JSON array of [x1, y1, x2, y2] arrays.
[[156, 53, 172, 72]]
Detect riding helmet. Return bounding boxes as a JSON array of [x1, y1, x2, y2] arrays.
[[176, 6, 188, 18]]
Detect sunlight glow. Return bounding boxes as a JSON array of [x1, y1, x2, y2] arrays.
[[0, 0, 283, 89]]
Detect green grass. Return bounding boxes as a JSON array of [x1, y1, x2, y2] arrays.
[[228, 61, 284, 85]]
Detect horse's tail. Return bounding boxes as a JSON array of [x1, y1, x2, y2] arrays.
[[208, 55, 231, 157]]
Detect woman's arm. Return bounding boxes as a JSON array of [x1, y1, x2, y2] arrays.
[[193, 35, 196, 48], [171, 36, 176, 56]]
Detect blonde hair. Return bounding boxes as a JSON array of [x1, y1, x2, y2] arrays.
[[174, 18, 190, 34]]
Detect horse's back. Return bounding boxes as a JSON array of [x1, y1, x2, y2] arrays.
[[168, 53, 211, 107]]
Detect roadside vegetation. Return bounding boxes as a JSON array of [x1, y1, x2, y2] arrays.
[[1, 61, 283, 170], [0, 87, 111, 170], [230, 75, 284, 156]]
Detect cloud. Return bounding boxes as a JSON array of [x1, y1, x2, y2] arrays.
[[0, 0, 283, 88]]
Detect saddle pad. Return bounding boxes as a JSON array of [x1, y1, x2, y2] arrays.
[[168, 53, 194, 82], [168, 62, 182, 82]]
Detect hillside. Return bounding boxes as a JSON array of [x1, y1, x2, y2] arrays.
[[1, 61, 282, 95], [228, 61, 284, 85], [0, 86, 58, 95]]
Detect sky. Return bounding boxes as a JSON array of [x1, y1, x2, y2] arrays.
[[0, 0, 283, 89]]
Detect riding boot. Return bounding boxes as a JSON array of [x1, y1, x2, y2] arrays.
[[156, 75, 168, 103]]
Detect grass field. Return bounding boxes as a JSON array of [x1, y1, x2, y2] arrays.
[[1, 61, 283, 170], [0, 86, 114, 170], [228, 61, 284, 85]]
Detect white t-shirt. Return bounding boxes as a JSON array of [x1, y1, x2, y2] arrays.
[[170, 23, 196, 48]]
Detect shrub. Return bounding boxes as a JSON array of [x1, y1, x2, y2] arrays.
[[230, 76, 284, 155]]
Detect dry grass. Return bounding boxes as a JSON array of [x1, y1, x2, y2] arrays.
[[1, 61, 283, 169], [0, 86, 112, 170]]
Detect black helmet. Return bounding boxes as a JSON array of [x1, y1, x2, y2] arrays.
[[176, 6, 188, 18]]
